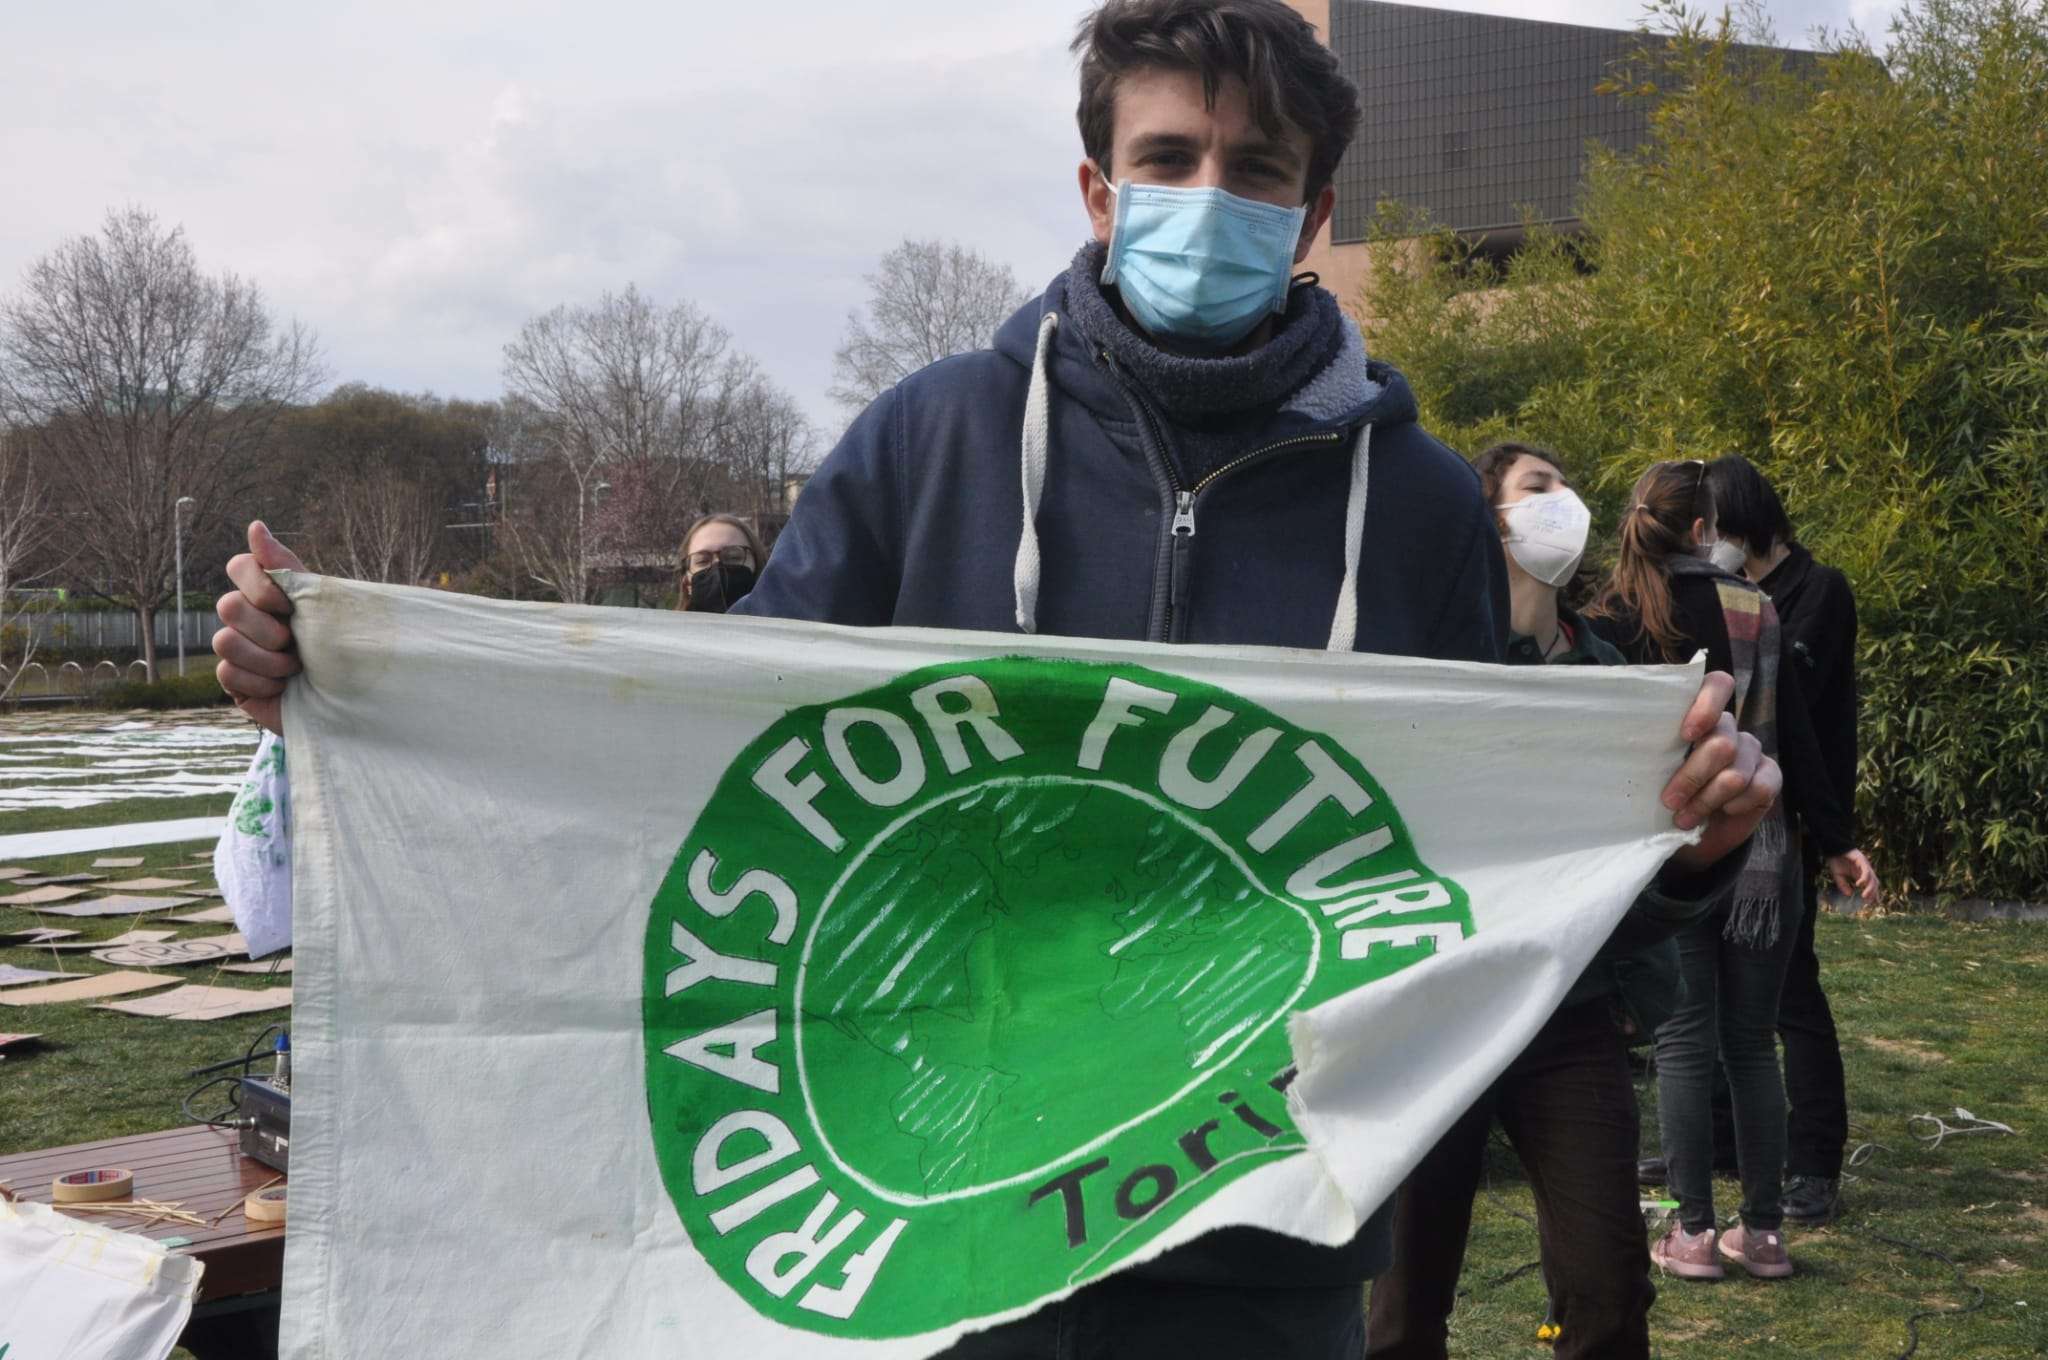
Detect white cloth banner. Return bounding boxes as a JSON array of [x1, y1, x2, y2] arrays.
[[276, 573, 1702, 1359], [0, 1196, 202, 1360]]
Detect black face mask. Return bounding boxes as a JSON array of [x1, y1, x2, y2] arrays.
[[686, 562, 756, 613]]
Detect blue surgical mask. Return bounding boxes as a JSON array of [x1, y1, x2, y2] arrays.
[[1098, 176, 1307, 350]]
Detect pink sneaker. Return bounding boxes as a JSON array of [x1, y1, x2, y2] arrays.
[[1719, 1223, 1794, 1278], [1651, 1224, 1725, 1280]]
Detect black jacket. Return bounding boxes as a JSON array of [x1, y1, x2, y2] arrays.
[[1761, 546, 1859, 848], [1590, 570, 1854, 857], [1512, 608, 1734, 1016]]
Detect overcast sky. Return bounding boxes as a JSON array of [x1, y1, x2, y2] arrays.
[[0, 0, 1907, 433]]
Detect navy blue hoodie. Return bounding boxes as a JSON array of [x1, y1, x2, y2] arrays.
[[739, 266, 1506, 661], [735, 263, 1508, 1289]]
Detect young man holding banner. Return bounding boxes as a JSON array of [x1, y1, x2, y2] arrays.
[[214, 2, 1777, 1355]]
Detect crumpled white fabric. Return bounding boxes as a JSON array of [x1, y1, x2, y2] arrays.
[[271, 571, 1706, 1360], [0, 1195, 203, 1360], [214, 728, 293, 958]]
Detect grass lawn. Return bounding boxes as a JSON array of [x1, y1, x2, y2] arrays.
[[1438, 914, 2046, 1358], [4, 733, 2042, 1356], [1, 791, 238, 837]]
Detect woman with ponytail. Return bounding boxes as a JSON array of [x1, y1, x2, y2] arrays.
[[1587, 460, 1834, 1282], [1368, 446, 1763, 1359]]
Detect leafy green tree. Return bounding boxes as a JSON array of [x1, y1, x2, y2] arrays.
[[1361, 0, 2048, 900]]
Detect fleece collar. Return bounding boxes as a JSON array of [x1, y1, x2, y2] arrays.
[[1058, 241, 1376, 421]]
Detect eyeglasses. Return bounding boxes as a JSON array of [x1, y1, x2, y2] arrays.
[[1676, 458, 1707, 515], [687, 545, 755, 571]]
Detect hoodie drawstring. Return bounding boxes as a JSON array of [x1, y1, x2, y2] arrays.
[[1325, 422, 1372, 652], [1014, 307, 1373, 651], [1014, 311, 1060, 633]]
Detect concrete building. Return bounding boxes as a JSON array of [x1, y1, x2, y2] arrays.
[[1288, 1, 1794, 315]]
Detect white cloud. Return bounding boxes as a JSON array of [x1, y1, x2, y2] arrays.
[[0, 0, 1908, 430]]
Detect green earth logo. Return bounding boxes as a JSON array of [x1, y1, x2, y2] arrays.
[[643, 657, 1471, 1339]]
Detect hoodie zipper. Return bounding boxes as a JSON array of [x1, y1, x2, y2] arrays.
[[1099, 350, 1350, 640], [1098, 350, 1194, 641], [1162, 433, 1348, 639]]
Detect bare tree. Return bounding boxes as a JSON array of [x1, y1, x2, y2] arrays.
[[0, 209, 320, 678], [714, 373, 817, 525], [498, 287, 814, 601], [500, 287, 735, 602], [829, 239, 1029, 415], [0, 423, 54, 700], [308, 464, 440, 585], [490, 396, 601, 605]]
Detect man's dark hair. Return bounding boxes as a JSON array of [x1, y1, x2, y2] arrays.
[[1072, 0, 1362, 203], [1704, 455, 1797, 556]]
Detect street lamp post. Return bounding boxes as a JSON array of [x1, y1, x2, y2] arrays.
[[174, 496, 196, 678]]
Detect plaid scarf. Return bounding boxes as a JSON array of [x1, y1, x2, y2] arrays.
[[1669, 557, 1799, 947]]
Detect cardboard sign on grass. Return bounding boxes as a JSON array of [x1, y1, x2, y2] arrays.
[[165, 905, 238, 925], [274, 573, 1705, 1360], [0, 927, 80, 946], [0, 971, 177, 1006], [92, 936, 246, 968], [0, 885, 91, 905], [36, 894, 202, 918], [97, 984, 292, 1021], [39, 929, 178, 952]]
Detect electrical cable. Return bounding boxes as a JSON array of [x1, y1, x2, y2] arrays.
[[1820, 1124, 2006, 1358], [1850, 1226, 1987, 1360], [177, 1021, 287, 1131], [1908, 1108, 2017, 1151], [180, 1073, 247, 1131]]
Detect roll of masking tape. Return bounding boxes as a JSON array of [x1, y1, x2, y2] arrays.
[[52, 1168, 134, 1203], [244, 1185, 287, 1225]]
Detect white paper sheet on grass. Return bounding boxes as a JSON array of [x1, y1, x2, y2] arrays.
[[0, 964, 71, 988], [276, 572, 1702, 1360]]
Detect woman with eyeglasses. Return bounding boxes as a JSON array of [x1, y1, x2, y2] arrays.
[[677, 514, 767, 613], [1585, 460, 1849, 1283]]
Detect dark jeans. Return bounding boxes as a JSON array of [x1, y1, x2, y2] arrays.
[[1658, 897, 1806, 1233], [934, 1270, 1366, 1359], [1365, 1001, 1653, 1360], [1707, 869, 1849, 1178]]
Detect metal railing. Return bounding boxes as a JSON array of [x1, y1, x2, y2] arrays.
[[11, 607, 222, 654]]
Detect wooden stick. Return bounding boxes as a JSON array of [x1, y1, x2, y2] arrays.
[[62, 1200, 207, 1227], [211, 1174, 283, 1227]]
